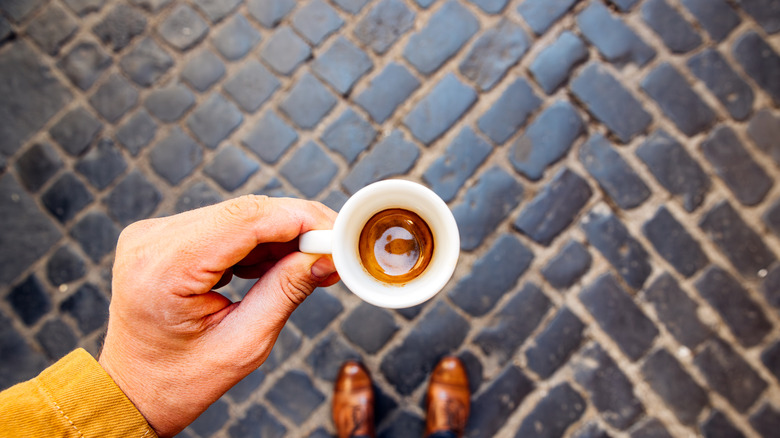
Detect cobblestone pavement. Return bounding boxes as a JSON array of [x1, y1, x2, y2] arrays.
[[1, 0, 780, 436]]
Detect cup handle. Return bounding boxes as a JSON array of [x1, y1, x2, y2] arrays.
[[299, 230, 334, 254]]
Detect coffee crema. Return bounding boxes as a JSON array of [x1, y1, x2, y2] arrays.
[[358, 208, 434, 285]]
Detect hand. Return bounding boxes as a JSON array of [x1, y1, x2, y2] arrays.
[[98, 195, 339, 437]]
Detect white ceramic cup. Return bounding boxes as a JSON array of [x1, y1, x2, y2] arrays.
[[299, 180, 460, 308]]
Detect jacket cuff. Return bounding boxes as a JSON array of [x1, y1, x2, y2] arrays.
[[37, 348, 157, 438]]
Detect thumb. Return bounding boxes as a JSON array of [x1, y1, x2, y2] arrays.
[[236, 252, 337, 331]]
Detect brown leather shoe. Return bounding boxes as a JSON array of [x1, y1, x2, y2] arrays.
[[425, 356, 470, 437], [333, 361, 375, 438]]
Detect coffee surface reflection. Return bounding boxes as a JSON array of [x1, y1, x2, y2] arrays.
[[358, 208, 434, 284]]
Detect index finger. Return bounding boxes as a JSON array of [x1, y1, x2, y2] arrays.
[[160, 195, 336, 279]]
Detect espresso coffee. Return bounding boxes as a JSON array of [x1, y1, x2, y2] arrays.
[[358, 208, 434, 284]]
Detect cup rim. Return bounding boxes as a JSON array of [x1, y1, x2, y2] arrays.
[[331, 180, 459, 308]]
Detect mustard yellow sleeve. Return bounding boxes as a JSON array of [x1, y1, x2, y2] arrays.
[[0, 348, 157, 438]]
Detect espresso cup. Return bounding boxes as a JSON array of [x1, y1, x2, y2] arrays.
[[299, 180, 459, 308]]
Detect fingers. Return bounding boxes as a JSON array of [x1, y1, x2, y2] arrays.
[[224, 253, 337, 339], [151, 196, 336, 295]]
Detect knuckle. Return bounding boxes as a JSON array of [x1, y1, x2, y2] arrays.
[[277, 268, 315, 306], [222, 195, 269, 224]]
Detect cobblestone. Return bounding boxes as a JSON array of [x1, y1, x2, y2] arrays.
[[403, 1, 478, 76], [41, 172, 93, 223], [187, 93, 243, 149], [120, 37, 173, 88], [26, 3, 78, 56], [7, 275, 51, 326], [571, 63, 651, 144], [694, 339, 767, 412], [292, 0, 344, 46], [103, 171, 161, 226], [247, 0, 295, 28], [260, 26, 311, 76], [157, 4, 208, 51], [14, 143, 63, 192], [642, 272, 712, 349], [75, 138, 127, 189], [642, 63, 716, 137], [643, 206, 708, 277], [144, 83, 194, 123], [541, 240, 592, 290], [203, 146, 259, 191], [453, 167, 524, 251], [0, 42, 71, 156], [60, 283, 108, 335], [279, 73, 337, 129], [35, 318, 78, 361], [69, 210, 119, 262], [580, 274, 658, 360], [580, 134, 650, 210], [89, 73, 139, 123], [115, 110, 157, 156], [193, 0, 240, 23], [636, 130, 711, 212], [342, 130, 420, 194], [320, 108, 376, 164], [574, 343, 644, 430], [761, 340, 780, 382], [641, 348, 708, 425], [91, 4, 146, 52], [223, 60, 280, 114], [641, 0, 701, 54], [577, 2, 655, 67], [467, 365, 533, 438], [696, 266, 772, 347], [341, 303, 399, 354], [525, 307, 585, 378], [681, 0, 739, 42], [58, 41, 111, 91], [353, 0, 415, 55], [748, 109, 780, 166], [475, 283, 551, 364], [289, 287, 343, 338], [380, 301, 469, 395], [460, 19, 529, 92], [738, 0, 780, 34], [46, 246, 86, 287], [423, 127, 491, 202], [312, 37, 372, 95], [701, 126, 772, 206], [150, 127, 203, 185], [0, 175, 61, 284], [700, 201, 776, 279], [449, 234, 534, 316], [305, 331, 360, 381], [212, 15, 260, 62], [404, 73, 477, 145], [750, 404, 780, 438], [478, 78, 540, 145], [515, 168, 593, 246], [181, 49, 225, 92], [355, 62, 420, 123], [688, 49, 754, 121], [518, 0, 578, 35], [733, 31, 780, 105], [49, 106, 102, 157], [242, 110, 297, 164], [701, 410, 746, 438], [530, 31, 587, 95], [4, 1, 780, 436], [516, 383, 586, 438]]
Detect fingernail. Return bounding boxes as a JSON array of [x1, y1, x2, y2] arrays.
[[311, 257, 336, 279]]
